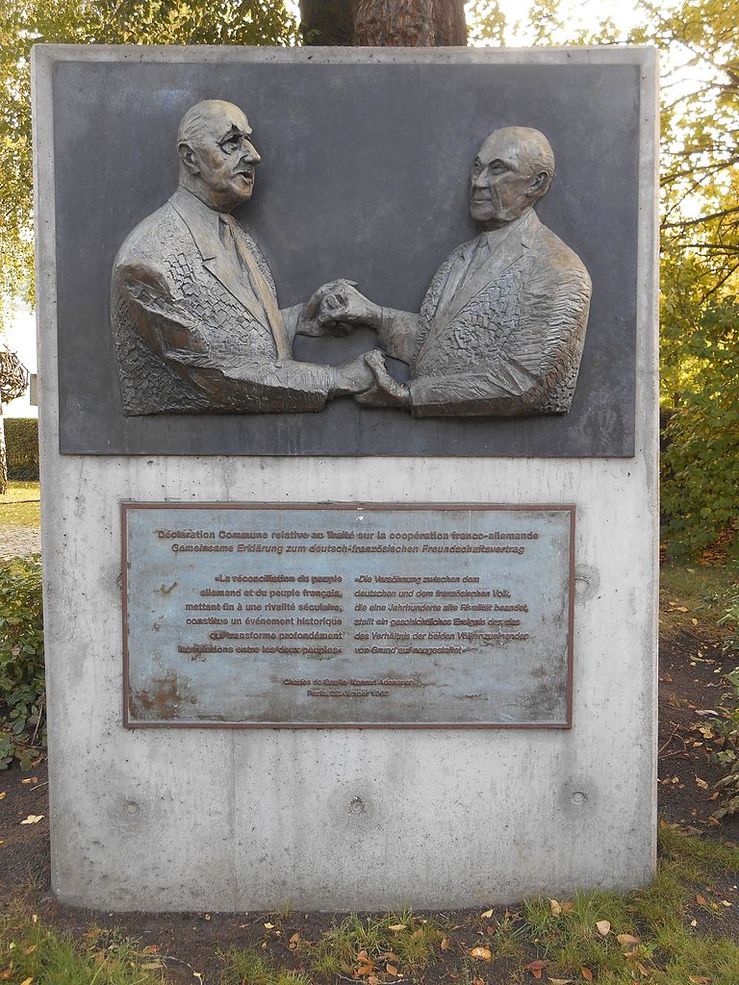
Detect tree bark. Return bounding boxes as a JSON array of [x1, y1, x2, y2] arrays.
[[354, 0, 466, 46], [300, 0, 357, 45]]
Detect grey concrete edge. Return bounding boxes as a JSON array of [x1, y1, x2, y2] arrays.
[[31, 43, 64, 899], [32, 42, 657, 66], [635, 46, 660, 876]]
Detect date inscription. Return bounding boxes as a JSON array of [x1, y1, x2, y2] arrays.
[[123, 504, 574, 727]]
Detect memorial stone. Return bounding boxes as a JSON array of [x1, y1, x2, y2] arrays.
[[34, 45, 659, 911]]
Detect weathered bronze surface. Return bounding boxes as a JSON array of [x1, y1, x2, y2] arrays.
[[112, 106, 590, 419], [122, 503, 575, 728], [111, 100, 376, 415], [313, 127, 592, 416]]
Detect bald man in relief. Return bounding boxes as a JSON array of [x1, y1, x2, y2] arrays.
[[111, 100, 374, 414], [312, 127, 592, 417]]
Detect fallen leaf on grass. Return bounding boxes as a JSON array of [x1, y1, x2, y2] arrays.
[[20, 815, 43, 825], [480, 908, 494, 918], [387, 923, 407, 932], [635, 962, 650, 977], [696, 894, 708, 906], [688, 977, 710, 984], [524, 960, 549, 980], [0, 971, 13, 982], [561, 900, 575, 914], [472, 978, 485, 985], [695, 777, 709, 789], [142, 945, 159, 954], [0, 792, 6, 800], [20, 979, 33, 985], [617, 933, 640, 946], [440, 937, 450, 950], [581, 968, 593, 982], [469, 947, 492, 961], [549, 898, 562, 916], [549, 979, 574, 984], [596, 920, 611, 936], [20, 777, 38, 785], [263, 922, 274, 929], [386, 964, 399, 975], [721, 900, 732, 907]]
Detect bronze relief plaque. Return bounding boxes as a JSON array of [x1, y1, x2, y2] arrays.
[[122, 503, 575, 728]]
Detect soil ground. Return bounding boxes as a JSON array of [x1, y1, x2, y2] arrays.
[[1, 567, 737, 983]]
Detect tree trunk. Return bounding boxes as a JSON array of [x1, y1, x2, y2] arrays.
[[354, 0, 466, 46], [300, 0, 357, 45]]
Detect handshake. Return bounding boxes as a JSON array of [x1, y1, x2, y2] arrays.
[[300, 279, 410, 407]]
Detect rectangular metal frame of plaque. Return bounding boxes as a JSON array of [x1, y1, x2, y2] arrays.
[[121, 502, 575, 729]]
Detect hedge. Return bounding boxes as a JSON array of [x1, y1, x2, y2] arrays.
[[5, 417, 39, 480]]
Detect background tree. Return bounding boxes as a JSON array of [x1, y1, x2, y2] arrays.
[[301, 0, 467, 46]]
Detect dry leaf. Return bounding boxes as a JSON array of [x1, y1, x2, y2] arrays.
[[550, 980, 574, 984], [549, 898, 562, 916], [472, 978, 485, 985], [688, 977, 710, 984], [386, 964, 399, 975], [367, 977, 379, 985], [561, 901, 575, 914], [20, 979, 33, 985], [696, 894, 708, 906], [387, 924, 406, 932], [142, 945, 159, 954], [721, 900, 732, 907], [440, 937, 450, 950], [0, 793, 6, 800], [617, 933, 640, 946], [356, 965, 375, 977], [581, 968, 593, 982], [480, 908, 494, 918], [0, 970, 12, 982], [636, 962, 650, 977], [469, 946, 492, 961], [695, 777, 709, 789], [263, 922, 274, 929], [356, 950, 370, 962], [20, 815, 44, 825], [691, 618, 698, 625], [525, 960, 549, 980], [596, 920, 611, 936]]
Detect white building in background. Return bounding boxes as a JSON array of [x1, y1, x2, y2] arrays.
[[3, 303, 38, 419]]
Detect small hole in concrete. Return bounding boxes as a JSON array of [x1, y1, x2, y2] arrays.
[[348, 796, 366, 815], [570, 791, 588, 807], [124, 800, 140, 815]]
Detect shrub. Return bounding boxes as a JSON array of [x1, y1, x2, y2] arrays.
[[0, 554, 45, 769], [5, 417, 39, 481]]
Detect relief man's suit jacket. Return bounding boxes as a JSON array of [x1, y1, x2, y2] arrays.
[[111, 188, 336, 415], [405, 208, 592, 417]]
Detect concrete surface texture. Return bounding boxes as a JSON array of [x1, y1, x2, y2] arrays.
[[34, 45, 659, 911]]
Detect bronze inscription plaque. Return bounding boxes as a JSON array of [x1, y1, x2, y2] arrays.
[[122, 503, 575, 728]]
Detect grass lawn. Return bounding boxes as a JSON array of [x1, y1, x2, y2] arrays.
[[0, 480, 40, 528]]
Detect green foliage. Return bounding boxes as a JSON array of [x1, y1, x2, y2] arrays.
[[0, 553, 44, 769], [660, 293, 739, 557], [0, 0, 298, 328], [0, 914, 166, 984], [5, 417, 38, 480]]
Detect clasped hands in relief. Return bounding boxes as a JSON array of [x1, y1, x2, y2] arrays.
[[303, 279, 411, 409]]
